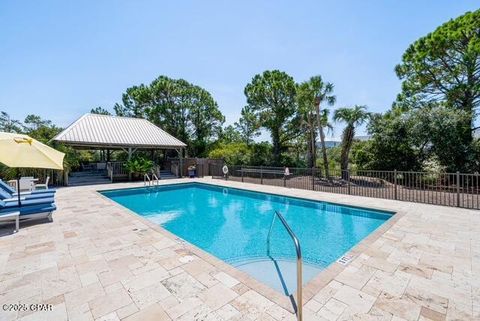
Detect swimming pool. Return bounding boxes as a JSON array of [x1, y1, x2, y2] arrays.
[[101, 182, 393, 294]]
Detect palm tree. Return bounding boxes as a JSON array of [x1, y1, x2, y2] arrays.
[[333, 105, 370, 177], [297, 83, 317, 168], [305, 76, 336, 178]]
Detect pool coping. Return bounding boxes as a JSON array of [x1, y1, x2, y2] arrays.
[[96, 179, 406, 314]]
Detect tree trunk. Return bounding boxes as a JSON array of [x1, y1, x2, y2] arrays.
[[315, 101, 329, 179], [271, 129, 281, 166], [306, 113, 316, 168], [340, 126, 354, 179]]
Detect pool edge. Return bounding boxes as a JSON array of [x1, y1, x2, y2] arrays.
[[94, 179, 405, 313]]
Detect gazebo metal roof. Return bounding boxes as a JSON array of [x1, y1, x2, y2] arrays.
[[52, 113, 186, 149]]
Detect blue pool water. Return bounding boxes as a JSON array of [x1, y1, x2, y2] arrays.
[[101, 183, 392, 294]]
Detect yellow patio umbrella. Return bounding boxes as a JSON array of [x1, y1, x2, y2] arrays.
[[0, 132, 65, 205]]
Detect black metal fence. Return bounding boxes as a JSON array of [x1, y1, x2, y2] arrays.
[[209, 164, 480, 210]]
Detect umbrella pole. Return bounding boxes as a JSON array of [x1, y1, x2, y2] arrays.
[[17, 169, 21, 207]]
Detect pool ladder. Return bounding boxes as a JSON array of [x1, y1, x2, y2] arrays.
[[267, 210, 303, 321], [144, 173, 159, 186]]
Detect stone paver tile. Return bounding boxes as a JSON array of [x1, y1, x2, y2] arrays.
[[302, 307, 330, 321], [335, 264, 376, 290], [198, 282, 239, 310], [305, 298, 324, 313], [114, 303, 138, 320], [374, 292, 421, 321], [317, 298, 347, 321], [333, 285, 376, 314], [0, 309, 17, 321], [230, 290, 274, 319], [420, 306, 446, 321], [158, 295, 180, 311], [89, 288, 132, 319], [65, 303, 93, 321], [75, 259, 109, 275], [41, 266, 82, 301], [362, 270, 411, 297], [80, 272, 100, 287], [161, 272, 206, 300], [196, 272, 219, 288], [64, 282, 106, 313], [403, 286, 448, 315], [122, 303, 171, 321], [98, 268, 132, 287], [214, 304, 241, 320], [121, 267, 169, 292], [165, 297, 203, 320], [94, 312, 119, 321], [181, 258, 215, 276], [364, 257, 399, 273], [152, 238, 177, 251], [266, 304, 296, 321], [104, 282, 124, 294], [106, 255, 140, 271], [311, 280, 343, 305], [175, 305, 217, 321], [213, 271, 240, 288], [231, 283, 250, 296], [128, 281, 171, 309], [399, 264, 434, 279]]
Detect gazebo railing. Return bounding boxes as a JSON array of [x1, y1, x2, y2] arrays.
[[107, 162, 128, 182]]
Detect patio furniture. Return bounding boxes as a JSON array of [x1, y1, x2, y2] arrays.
[[0, 211, 19, 233], [19, 177, 37, 192], [0, 198, 56, 221], [0, 132, 64, 207], [0, 179, 55, 198], [35, 176, 50, 190]]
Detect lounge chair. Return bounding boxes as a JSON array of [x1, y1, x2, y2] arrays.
[[0, 212, 19, 232], [0, 184, 55, 203], [0, 198, 56, 222], [0, 179, 55, 197], [35, 176, 50, 190]]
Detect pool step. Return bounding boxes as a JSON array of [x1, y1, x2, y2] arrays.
[[159, 170, 177, 180], [233, 258, 323, 295], [68, 170, 111, 186]]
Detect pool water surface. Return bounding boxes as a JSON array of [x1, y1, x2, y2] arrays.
[[101, 183, 393, 294]]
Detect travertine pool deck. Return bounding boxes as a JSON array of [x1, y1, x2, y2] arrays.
[[0, 178, 478, 321]]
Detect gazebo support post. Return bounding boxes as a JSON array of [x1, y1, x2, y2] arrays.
[[128, 147, 132, 181], [177, 148, 183, 178]]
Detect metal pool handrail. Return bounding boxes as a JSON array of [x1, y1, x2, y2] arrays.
[[267, 210, 303, 321]]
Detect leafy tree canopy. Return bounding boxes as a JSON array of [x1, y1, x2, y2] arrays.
[[0, 111, 23, 133], [114, 75, 225, 157], [395, 9, 480, 125], [90, 107, 112, 115], [244, 70, 297, 165]]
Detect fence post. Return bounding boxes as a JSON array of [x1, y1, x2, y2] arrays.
[[241, 167, 244, 183], [456, 171, 460, 207], [311, 167, 315, 191], [394, 169, 397, 200], [347, 169, 351, 195], [260, 166, 264, 185]]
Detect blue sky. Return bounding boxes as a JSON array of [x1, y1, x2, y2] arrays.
[[0, 1, 478, 139]]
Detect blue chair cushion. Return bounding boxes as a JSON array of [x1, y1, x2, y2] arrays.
[[0, 188, 12, 200], [0, 180, 16, 193], [0, 189, 55, 201], [1, 197, 55, 209], [13, 189, 56, 196], [0, 203, 56, 216]]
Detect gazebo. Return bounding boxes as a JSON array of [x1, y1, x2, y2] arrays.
[[52, 113, 187, 183]]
